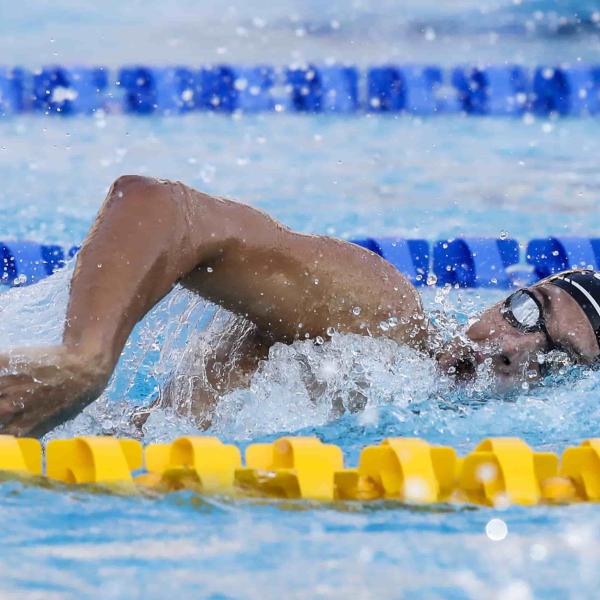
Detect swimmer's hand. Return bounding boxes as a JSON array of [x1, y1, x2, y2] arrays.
[[0, 346, 108, 437]]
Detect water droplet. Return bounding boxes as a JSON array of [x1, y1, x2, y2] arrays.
[[315, 336, 324, 345], [206, 266, 214, 273], [486, 518, 508, 541], [427, 274, 438, 286], [352, 306, 361, 316], [326, 326, 336, 336], [379, 320, 390, 331], [500, 230, 508, 240]]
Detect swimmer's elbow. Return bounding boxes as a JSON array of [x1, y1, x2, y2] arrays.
[[107, 175, 187, 220], [110, 174, 167, 203], [100, 175, 195, 253]]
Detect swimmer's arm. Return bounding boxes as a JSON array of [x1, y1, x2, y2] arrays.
[[0, 176, 270, 435], [61, 175, 207, 374], [62, 176, 277, 372]]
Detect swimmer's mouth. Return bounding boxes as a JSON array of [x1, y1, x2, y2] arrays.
[[435, 345, 483, 381]]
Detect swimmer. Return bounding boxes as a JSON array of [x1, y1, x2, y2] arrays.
[[0, 175, 598, 436]]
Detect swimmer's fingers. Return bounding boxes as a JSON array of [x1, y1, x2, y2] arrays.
[[0, 382, 62, 436], [0, 371, 58, 434], [0, 379, 34, 432], [0, 348, 106, 436]]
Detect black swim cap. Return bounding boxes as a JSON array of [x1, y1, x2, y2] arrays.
[[547, 269, 600, 352]]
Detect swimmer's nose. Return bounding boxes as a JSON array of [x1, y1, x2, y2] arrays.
[[489, 335, 538, 377]]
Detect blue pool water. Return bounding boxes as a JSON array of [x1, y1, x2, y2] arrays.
[[2, 1, 600, 598]]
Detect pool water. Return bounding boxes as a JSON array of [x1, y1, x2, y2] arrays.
[[1, 1, 600, 598]]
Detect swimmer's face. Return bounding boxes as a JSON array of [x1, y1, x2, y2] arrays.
[[464, 283, 599, 388]]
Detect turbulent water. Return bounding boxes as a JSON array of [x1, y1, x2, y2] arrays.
[[0, 261, 595, 460]]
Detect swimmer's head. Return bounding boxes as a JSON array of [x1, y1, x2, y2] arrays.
[[450, 269, 600, 388]]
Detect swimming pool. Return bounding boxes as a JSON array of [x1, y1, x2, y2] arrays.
[[2, 1, 600, 598]]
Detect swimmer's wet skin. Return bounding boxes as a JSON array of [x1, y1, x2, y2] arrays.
[[0, 175, 599, 436]]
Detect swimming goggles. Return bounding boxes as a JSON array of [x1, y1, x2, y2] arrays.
[[500, 289, 557, 351]]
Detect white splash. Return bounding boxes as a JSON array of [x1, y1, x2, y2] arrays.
[[209, 332, 439, 439], [0, 263, 72, 350]]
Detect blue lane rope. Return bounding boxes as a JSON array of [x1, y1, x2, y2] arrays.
[[2, 237, 598, 288], [0, 64, 599, 117]]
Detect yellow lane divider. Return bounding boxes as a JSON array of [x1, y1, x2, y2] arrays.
[[335, 438, 457, 502], [458, 438, 558, 506], [559, 439, 600, 501], [2, 434, 600, 506], [46, 437, 142, 484], [236, 437, 343, 500], [139, 436, 241, 493], [0, 435, 41, 475]]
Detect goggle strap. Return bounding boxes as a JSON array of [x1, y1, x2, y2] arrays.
[[550, 275, 600, 350]]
